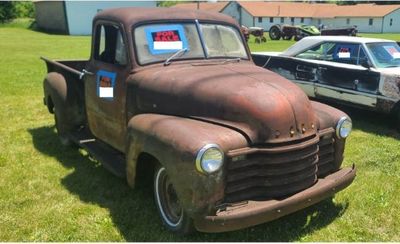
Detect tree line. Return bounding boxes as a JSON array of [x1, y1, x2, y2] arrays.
[[0, 1, 34, 23]]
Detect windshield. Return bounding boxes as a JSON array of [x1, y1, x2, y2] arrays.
[[134, 23, 248, 65], [366, 42, 400, 68]]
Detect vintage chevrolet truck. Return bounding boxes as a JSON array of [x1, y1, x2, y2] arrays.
[[42, 8, 356, 234]]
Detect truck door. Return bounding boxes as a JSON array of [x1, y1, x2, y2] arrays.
[[84, 22, 130, 152], [314, 43, 381, 108]]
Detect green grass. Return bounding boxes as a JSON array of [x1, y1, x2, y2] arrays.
[[1, 20, 400, 241]]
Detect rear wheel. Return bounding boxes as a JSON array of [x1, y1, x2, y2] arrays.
[[154, 165, 194, 234], [269, 25, 281, 40], [54, 107, 73, 146]]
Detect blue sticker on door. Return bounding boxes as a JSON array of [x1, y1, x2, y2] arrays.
[[96, 70, 116, 100]]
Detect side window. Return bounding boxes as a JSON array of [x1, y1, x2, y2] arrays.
[[95, 24, 128, 66], [331, 43, 360, 65], [296, 42, 336, 60]]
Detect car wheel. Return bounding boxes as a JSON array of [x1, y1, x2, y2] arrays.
[[269, 25, 281, 40], [154, 165, 194, 234]]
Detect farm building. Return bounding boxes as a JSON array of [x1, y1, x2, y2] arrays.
[[221, 2, 400, 33], [33, 1, 156, 35]]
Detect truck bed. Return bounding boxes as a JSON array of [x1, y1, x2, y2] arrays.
[[41, 57, 88, 81]]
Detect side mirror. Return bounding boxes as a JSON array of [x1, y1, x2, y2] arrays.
[[360, 59, 372, 69]]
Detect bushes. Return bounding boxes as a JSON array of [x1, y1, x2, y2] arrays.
[[0, 2, 16, 23], [0, 1, 34, 23]]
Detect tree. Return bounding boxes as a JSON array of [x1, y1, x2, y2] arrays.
[[0, 1, 16, 23]]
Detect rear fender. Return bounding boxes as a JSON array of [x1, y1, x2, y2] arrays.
[[43, 72, 85, 129], [125, 113, 248, 216]]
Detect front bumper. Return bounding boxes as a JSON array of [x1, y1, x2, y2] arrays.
[[194, 165, 356, 233]]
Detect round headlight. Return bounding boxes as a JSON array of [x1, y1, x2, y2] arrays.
[[196, 144, 224, 174], [336, 117, 352, 139]]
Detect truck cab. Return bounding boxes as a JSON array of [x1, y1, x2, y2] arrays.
[[42, 7, 356, 234]]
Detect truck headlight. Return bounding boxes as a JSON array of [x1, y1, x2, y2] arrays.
[[336, 117, 352, 139], [196, 144, 224, 174]]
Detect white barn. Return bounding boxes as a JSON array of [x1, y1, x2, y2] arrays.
[[34, 1, 156, 35], [221, 2, 400, 33]]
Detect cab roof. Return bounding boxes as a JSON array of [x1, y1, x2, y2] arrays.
[[94, 7, 238, 27]]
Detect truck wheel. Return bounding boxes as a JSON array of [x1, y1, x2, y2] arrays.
[[269, 25, 281, 40], [54, 107, 73, 146], [154, 165, 194, 234]]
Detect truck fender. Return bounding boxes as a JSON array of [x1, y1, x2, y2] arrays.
[[125, 113, 248, 216], [43, 72, 85, 133]]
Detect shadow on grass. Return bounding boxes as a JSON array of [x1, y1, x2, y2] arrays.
[[29, 125, 349, 241]]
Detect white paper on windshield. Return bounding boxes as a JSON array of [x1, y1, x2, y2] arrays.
[[338, 52, 351, 58], [383, 45, 400, 59], [154, 41, 183, 50]]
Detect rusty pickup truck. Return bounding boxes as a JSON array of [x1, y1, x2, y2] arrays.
[[42, 7, 356, 234]]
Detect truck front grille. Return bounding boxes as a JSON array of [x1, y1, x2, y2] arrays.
[[317, 132, 335, 177], [224, 136, 321, 204]]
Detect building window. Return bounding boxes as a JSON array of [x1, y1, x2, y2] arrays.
[[301, 17, 304, 23], [280, 17, 284, 23], [346, 18, 350, 25], [291, 17, 295, 24], [258, 17, 262, 23], [390, 18, 393, 26], [270, 17, 273, 23], [318, 19, 321, 25], [369, 18, 373, 26]]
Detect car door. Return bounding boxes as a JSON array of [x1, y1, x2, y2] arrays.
[[84, 22, 130, 152], [314, 42, 381, 108], [257, 55, 318, 97]]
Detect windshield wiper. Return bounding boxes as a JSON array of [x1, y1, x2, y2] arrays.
[[222, 57, 241, 64], [164, 48, 188, 66]]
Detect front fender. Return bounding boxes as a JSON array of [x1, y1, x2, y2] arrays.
[[125, 114, 248, 217]]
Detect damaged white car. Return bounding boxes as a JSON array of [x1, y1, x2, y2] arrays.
[[252, 36, 400, 124]]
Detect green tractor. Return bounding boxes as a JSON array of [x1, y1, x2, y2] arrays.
[[269, 24, 357, 41]]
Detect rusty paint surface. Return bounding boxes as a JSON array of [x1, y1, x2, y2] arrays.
[[42, 7, 355, 232]]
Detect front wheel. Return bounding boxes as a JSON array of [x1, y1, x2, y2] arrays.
[[154, 165, 194, 234]]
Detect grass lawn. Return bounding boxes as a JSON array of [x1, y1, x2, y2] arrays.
[[1, 20, 400, 241]]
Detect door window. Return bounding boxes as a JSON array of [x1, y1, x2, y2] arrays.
[[296, 42, 370, 66], [95, 24, 128, 66]]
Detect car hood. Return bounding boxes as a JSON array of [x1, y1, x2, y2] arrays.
[[378, 67, 400, 75], [128, 61, 318, 144]]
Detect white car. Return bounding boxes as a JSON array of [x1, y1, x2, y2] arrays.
[[252, 36, 400, 123]]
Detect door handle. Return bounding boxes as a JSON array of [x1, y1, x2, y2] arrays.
[[79, 69, 94, 79], [296, 65, 313, 72], [318, 67, 327, 71]]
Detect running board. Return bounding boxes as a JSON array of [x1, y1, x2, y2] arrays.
[[69, 129, 126, 178]]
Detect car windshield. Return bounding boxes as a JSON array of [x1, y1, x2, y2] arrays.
[[366, 42, 400, 68], [134, 22, 248, 65]]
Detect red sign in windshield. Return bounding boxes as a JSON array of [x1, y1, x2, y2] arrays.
[[152, 30, 181, 42]]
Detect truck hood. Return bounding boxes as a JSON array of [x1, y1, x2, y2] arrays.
[[128, 62, 317, 144]]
